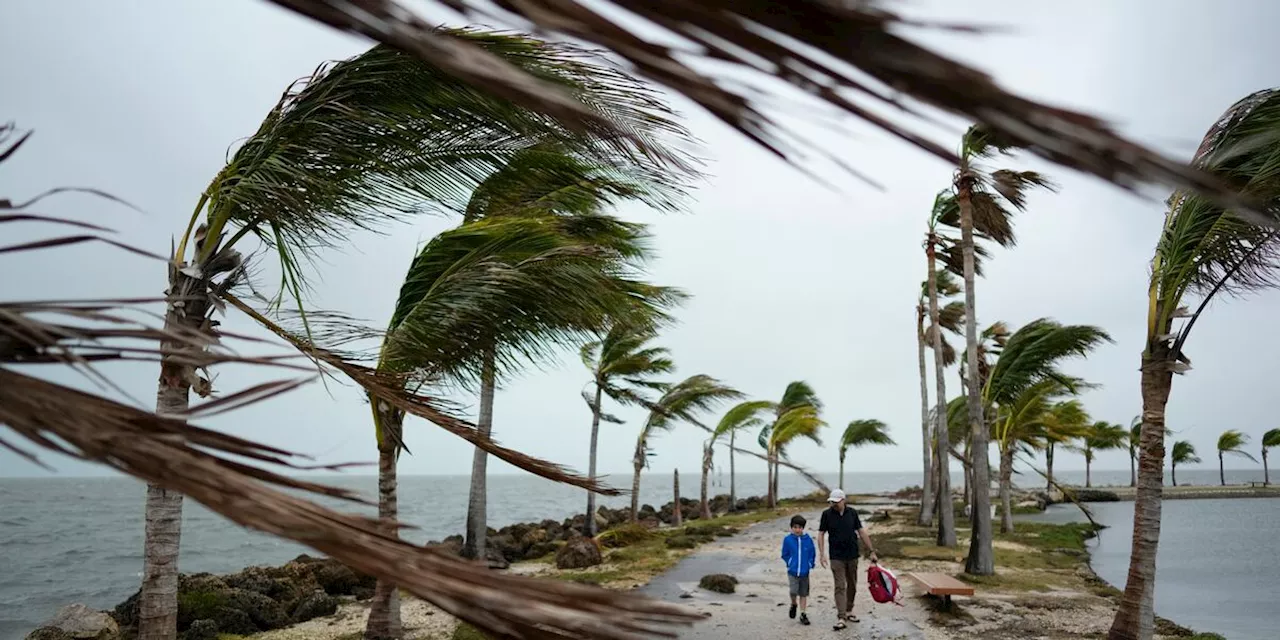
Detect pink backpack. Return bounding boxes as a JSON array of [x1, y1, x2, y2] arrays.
[[866, 563, 903, 606]]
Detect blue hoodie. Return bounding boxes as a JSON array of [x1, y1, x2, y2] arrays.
[[780, 532, 816, 577]]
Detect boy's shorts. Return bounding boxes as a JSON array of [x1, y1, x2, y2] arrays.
[[788, 573, 810, 597]]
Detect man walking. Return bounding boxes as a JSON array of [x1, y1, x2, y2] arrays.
[[817, 489, 878, 631]]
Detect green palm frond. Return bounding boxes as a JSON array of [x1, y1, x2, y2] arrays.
[[1079, 421, 1128, 454], [778, 381, 822, 414], [1217, 429, 1258, 461], [770, 405, 826, 453], [838, 419, 894, 462], [1042, 400, 1091, 444], [1171, 440, 1201, 465], [640, 375, 742, 462], [1151, 89, 1280, 360], [984, 318, 1112, 406], [995, 378, 1075, 450], [585, 322, 676, 408], [1264, 428, 1280, 449], [937, 300, 966, 334], [713, 400, 776, 441]]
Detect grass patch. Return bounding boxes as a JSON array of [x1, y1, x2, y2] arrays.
[[452, 623, 492, 640], [958, 570, 1066, 593], [556, 569, 632, 585]]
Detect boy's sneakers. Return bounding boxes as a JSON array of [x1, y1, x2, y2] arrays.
[[788, 604, 797, 619], [799, 613, 810, 626]]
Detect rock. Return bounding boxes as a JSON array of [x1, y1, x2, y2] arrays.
[[179, 620, 218, 640], [593, 510, 609, 531], [24, 628, 72, 640], [1075, 489, 1121, 502], [37, 604, 119, 640], [525, 541, 559, 560], [312, 560, 364, 596], [211, 607, 256, 636], [290, 590, 339, 623], [224, 588, 289, 630], [678, 592, 693, 599], [485, 547, 511, 570], [555, 536, 603, 569], [698, 574, 738, 594]]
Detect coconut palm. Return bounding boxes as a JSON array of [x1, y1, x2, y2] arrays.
[[1110, 88, 1280, 640], [706, 400, 774, 517], [763, 405, 827, 506], [138, 34, 700, 640], [1170, 441, 1201, 487], [943, 126, 1057, 575], [582, 324, 675, 533], [632, 375, 742, 520], [1041, 400, 1091, 494], [1078, 422, 1127, 488], [760, 382, 824, 507], [916, 261, 964, 527], [991, 379, 1083, 533], [839, 420, 895, 489], [1264, 429, 1280, 486], [1216, 430, 1257, 486]]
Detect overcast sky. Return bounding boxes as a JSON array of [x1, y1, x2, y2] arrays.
[[3, 1, 1279, 484]]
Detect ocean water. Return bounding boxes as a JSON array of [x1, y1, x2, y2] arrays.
[[1, 467, 1266, 639]]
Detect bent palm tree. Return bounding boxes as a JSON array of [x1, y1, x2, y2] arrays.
[[991, 379, 1066, 533], [1042, 400, 1091, 494], [917, 253, 964, 527], [761, 382, 824, 507], [1078, 422, 1127, 488], [1264, 429, 1280, 486], [632, 375, 742, 520], [706, 400, 774, 517], [839, 420, 894, 489], [946, 125, 1057, 575], [764, 405, 827, 504], [582, 323, 675, 534], [1110, 88, 1280, 640], [1170, 440, 1200, 487], [1216, 430, 1256, 486]]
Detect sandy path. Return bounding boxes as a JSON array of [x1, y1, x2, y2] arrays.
[[641, 510, 940, 640]]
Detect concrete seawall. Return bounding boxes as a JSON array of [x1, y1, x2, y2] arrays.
[[1086, 484, 1280, 501]]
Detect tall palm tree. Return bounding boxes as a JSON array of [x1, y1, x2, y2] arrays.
[[1110, 88, 1280, 640], [760, 381, 824, 507], [139, 35, 697, 640], [1078, 422, 1127, 488], [1170, 441, 1200, 487], [1262, 429, 1280, 486], [916, 263, 964, 527], [631, 375, 742, 520], [581, 323, 675, 535], [707, 400, 774, 516], [946, 125, 1056, 575], [1216, 430, 1256, 486], [839, 420, 895, 489], [991, 379, 1072, 533], [983, 318, 1109, 541], [1042, 400, 1091, 494], [763, 405, 827, 506]]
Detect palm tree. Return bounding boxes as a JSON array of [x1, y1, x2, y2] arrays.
[[1126, 417, 1172, 490], [707, 400, 774, 516], [946, 125, 1056, 576], [992, 379, 1072, 533], [1170, 441, 1200, 487], [1078, 422, 1127, 488], [760, 382, 824, 507], [763, 405, 827, 506], [581, 323, 675, 534], [839, 420, 895, 489], [632, 375, 742, 520], [138, 36, 698, 640], [916, 262, 964, 527], [1216, 430, 1257, 486], [1110, 88, 1280, 640], [1042, 400, 1091, 494], [1262, 429, 1280, 486]]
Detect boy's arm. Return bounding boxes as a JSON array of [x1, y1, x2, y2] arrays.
[[780, 537, 791, 562]]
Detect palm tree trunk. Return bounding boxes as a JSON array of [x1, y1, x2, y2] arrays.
[[1219, 451, 1225, 486], [1171, 462, 1178, 487], [1130, 443, 1137, 488], [1265, 450, 1270, 486], [916, 307, 935, 526], [463, 354, 496, 558], [672, 469, 682, 527], [629, 455, 643, 522], [365, 421, 403, 640], [584, 385, 604, 537], [140, 266, 213, 640], [999, 446, 1015, 534], [1107, 353, 1173, 640], [958, 175, 992, 575], [962, 435, 971, 512], [1046, 443, 1055, 495], [925, 235, 956, 548], [766, 450, 776, 508], [700, 443, 713, 520], [772, 457, 780, 504], [729, 431, 737, 511], [1086, 455, 1093, 488], [839, 457, 845, 490]]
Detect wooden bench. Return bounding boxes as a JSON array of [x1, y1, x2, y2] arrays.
[[904, 572, 975, 608]]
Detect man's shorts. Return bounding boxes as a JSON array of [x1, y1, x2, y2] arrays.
[[788, 573, 810, 597]]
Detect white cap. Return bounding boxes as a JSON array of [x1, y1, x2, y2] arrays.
[[827, 489, 846, 503]]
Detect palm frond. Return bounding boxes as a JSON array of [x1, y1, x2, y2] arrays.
[[1264, 428, 1280, 449], [770, 405, 827, 451], [1082, 421, 1128, 453], [839, 419, 894, 461], [1171, 440, 1201, 465], [644, 374, 743, 434], [712, 400, 776, 440], [984, 318, 1112, 406], [778, 380, 822, 414], [1217, 429, 1258, 461]]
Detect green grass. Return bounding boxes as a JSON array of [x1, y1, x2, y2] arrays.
[[452, 623, 492, 640]]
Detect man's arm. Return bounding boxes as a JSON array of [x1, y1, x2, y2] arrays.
[[817, 530, 827, 568], [857, 527, 878, 563]]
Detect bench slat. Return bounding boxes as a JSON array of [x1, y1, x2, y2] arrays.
[[904, 572, 975, 596]]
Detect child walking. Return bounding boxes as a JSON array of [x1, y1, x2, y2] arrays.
[[780, 514, 816, 625]]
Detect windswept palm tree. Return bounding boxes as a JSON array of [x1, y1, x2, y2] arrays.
[[1110, 88, 1280, 640], [1264, 429, 1280, 486], [581, 324, 674, 535], [1216, 430, 1256, 486], [1170, 441, 1201, 487], [760, 382, 824, 507], [916, 260, 964, 527], [632, 375, 742, 520], [1042, 400, 1091, 494], [839, 420, 895, 490], [1078, 422, 1127, 488], [991, 379, 1071, 533], [944, 125, 1057, 575], [141, 34, 697, 640], [706, 400, 774, 516]]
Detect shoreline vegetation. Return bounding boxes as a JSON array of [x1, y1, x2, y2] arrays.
[[24, 487, 1235, 640]]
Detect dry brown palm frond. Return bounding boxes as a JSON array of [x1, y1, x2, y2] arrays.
[[0, 369, 702, 639], [263, 0, 1274, 226], [224, 293, 622, 496]]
